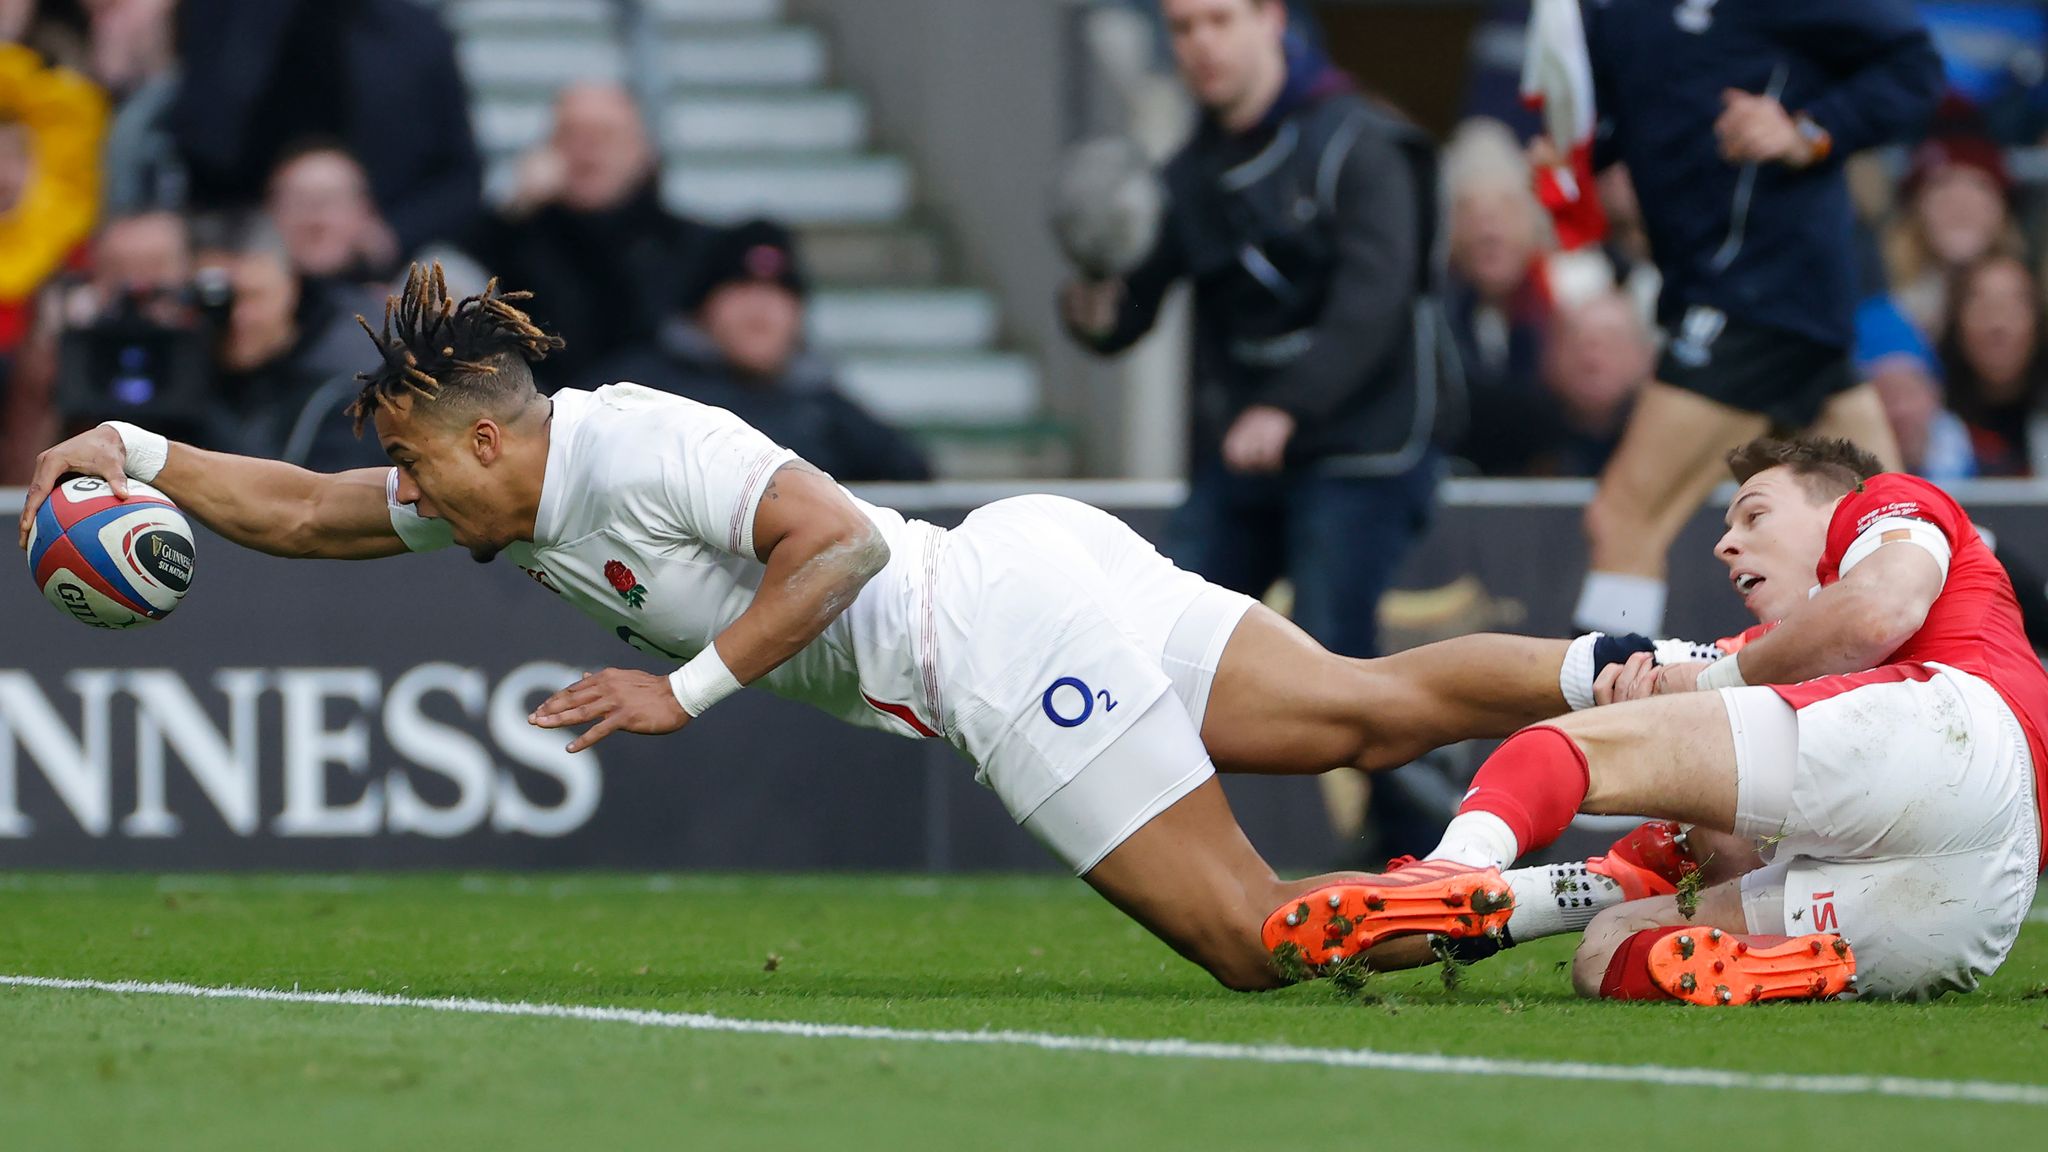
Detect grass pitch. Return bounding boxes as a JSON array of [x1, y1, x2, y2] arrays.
[[2, 873, 2043, 1150]]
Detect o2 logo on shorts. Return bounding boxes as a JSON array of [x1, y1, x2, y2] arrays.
[[1042, 677, 1118, 728]]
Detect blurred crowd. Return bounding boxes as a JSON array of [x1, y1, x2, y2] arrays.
[[1446, 0, 2048, 482], [0, 0, 929, 484], [10, 0, 2048, 490]]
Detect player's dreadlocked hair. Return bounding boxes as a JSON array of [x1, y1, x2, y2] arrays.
[[349, 263, 564, 433]]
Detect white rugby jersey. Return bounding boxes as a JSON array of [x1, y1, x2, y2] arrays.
[[386, 384, 947, 737]]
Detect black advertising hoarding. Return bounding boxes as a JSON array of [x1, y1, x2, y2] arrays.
[[5, 480, 2046, 872]]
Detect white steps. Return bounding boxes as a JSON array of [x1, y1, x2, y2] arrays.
[[808, 289, 998, 352], [444, 0, 1050, 466], [838, 353, 1041, 425], [663, 90, 867, 153], [651, 25, 828, 89], [661, 154, 911, 225]]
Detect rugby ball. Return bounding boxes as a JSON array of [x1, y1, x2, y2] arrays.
[[26, 477, 196, 629]]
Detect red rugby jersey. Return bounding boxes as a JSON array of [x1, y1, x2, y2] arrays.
[[1752, 475, 2048, 867]]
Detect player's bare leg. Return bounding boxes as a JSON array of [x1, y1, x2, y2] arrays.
[[1259, 692, 1737, 961], [1808, 383, 1903, 471], [1277, 691, 1855, 1000], [1079, 778, 1381, 989], [1198, 603, 1574, 776], [1576, 382, 1768, 633]]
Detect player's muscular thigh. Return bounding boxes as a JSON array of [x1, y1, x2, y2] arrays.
[[1198, 605, 1378, 773], [1558, 691, 1741, 830]]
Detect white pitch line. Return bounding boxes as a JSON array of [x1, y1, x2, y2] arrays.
[[4, 975, 2046, 1107]]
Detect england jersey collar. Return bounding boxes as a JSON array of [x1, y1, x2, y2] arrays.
[[531, 389, 590, 548]]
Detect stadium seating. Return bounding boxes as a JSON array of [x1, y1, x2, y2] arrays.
[[443, 0, 1062, 473]]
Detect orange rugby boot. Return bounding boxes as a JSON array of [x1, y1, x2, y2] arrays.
[[1644, 927, 1857, 1006], [1263, 858, 1514, 968], [1586, 820, 1699, 900]]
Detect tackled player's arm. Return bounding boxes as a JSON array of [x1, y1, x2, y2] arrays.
[[1681, 542, 1943, 692], [16, 425, 407, 560]]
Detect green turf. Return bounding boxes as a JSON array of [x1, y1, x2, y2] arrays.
[[1, 873, 2043, 1150]]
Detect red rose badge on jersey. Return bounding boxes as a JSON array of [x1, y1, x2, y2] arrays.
[[604, 559, 647, 609]]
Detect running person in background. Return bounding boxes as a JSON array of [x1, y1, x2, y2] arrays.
[[1564, 0, 1942, 639], [1282, 437, 2044, 1004], [20, 266, 1581, 992]]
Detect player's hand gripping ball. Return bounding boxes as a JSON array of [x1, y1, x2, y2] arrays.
[[26, 477, 196, 628]]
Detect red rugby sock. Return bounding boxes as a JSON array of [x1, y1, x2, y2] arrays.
[[1599, 926, 1690, 1001], [1456, 725, 1590, 857]]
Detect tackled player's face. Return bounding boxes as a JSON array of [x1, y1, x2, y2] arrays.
[[1713, 467, 1839, 624], [1163, 0, 1284, 117], [377, 399, 518, 563]]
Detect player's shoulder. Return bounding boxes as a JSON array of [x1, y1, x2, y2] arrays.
[[564, 383, 756, 458], [1835, 472, 1965, 536]]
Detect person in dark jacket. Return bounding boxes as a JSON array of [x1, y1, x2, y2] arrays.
[[588, 220, 931, 484], [169, 0, 482, 257], [466, 83, 714, 388], [1062, 0, 1438, 661], [1564, 0, 1942, 638]]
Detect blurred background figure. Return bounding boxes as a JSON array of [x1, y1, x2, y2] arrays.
[[1061, 0, 1439, 663], [213, 245, 392, 473], [88, 0, 180, 216], [1530, 290, 1651, 478], [1441, 117, 1553, 476], [266, 141, 401, 284], [1939, 252, 2048, 477], [168, 0, 481, 259], [466, 82, 712, 390], [1882, 103, 2019, 339], [1563, 0, 1940, 639], [3, 208, 221, 477], [591, 220, 929, 484], [0, 32, 105, 378], [1857, 295, 1975, 483]]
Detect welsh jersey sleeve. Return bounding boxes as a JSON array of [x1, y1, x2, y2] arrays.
[[385, 468, 454, 553], [1827, 474, 1960, 585], [654, 401, 798, 559]]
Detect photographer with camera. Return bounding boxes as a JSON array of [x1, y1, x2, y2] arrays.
[[1, 209, 231, 481]]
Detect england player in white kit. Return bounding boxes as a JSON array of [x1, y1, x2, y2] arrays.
[[19, 269, 1577, 990]]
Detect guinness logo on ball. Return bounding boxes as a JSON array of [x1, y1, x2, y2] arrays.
[[138, 531, 194, 592]]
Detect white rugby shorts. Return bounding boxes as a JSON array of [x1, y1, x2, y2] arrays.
[[1720, 665, 2040, 998], [930, 495, 1255, 872]]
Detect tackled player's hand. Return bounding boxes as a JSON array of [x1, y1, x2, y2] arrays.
[[1594, 650, 1657, 705], [529, 668, 688, 753]]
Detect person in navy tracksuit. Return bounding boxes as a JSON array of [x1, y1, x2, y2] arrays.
[[1566, 0, 1944, 639]]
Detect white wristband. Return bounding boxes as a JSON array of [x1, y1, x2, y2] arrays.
[[1695, 653, 1748, 692], [668, 643, 744, 718], [101, 420, 169, 483], [1560, 632, 1601, 711]]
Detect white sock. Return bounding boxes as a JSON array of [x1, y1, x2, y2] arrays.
[[1572, 571, 1668, 636], [1502, 861, 1627, 941], [1424, 811, 1520, 870]]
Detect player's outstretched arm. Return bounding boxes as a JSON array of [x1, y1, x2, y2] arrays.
[[16, 425, 406, 560]]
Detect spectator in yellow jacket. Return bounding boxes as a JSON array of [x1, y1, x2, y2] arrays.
[[0, 39, 108, 353]]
